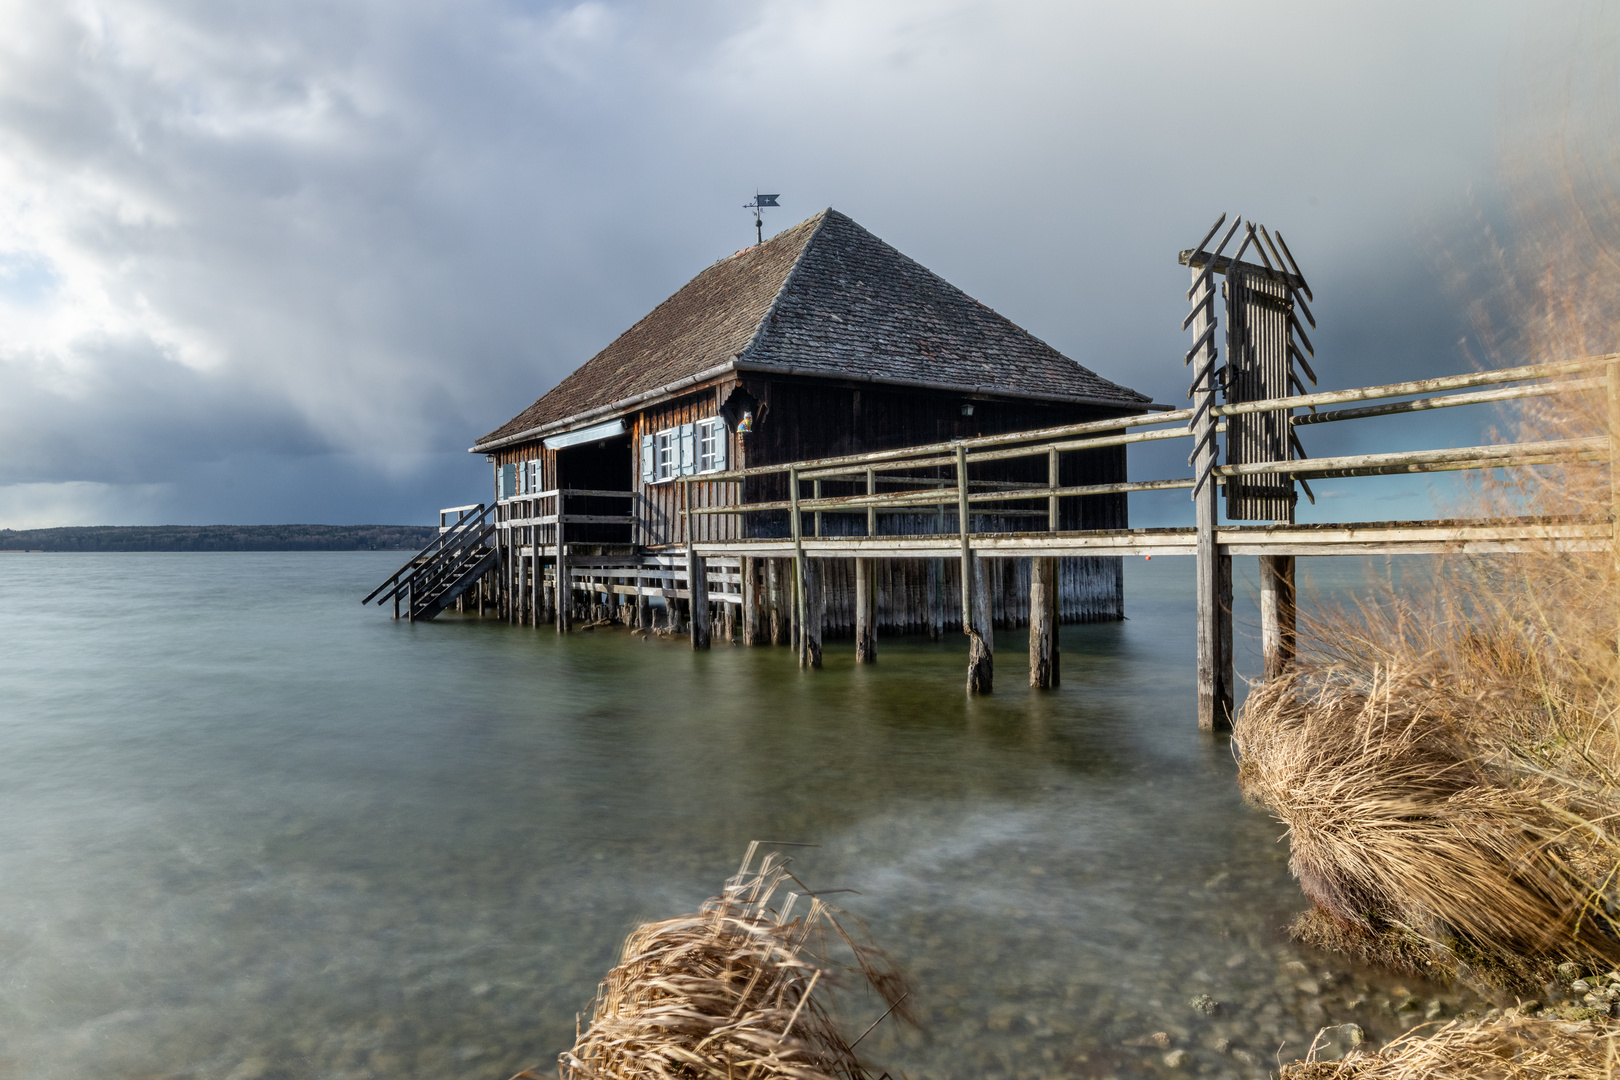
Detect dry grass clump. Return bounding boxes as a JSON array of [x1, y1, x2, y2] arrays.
[[1235, 601, 1620, 986], [523, 844, 913, 1080], [1281, 1011, 1620, 1079], [1235, 34, 1620, 987]]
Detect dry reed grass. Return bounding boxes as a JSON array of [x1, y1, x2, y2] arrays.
[[1281, 1011, 1620, 1079], [515, 844, 913, 1080], [1235, 18, 1620, 994]]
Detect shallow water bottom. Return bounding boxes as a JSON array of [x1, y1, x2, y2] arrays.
[[0, 553, 1485, 1080]]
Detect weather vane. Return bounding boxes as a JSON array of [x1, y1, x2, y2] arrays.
[[744, 192, 780, 246]]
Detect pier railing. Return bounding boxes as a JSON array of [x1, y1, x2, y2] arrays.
[[684, 354, 1614, 537], [678, 353, 1619, 723]]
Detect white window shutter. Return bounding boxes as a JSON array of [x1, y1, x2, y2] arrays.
[[712, 422, 727, 470], [640, 435, 655, 483], [679, 423, 696, 476]]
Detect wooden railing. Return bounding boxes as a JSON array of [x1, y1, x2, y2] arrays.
[[362, 502, 494, 619], [679, 353, 1620, 721], [684, 355, 1614, 533]]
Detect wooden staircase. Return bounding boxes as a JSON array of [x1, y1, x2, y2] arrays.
[[362, 503, 497, 622]]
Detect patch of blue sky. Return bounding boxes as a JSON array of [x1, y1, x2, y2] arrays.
[[0, 252, 59, 307]]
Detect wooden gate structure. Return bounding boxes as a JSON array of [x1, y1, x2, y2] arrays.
[[365, 215, 1619, 730]]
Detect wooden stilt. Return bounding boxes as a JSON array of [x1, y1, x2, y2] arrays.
[[855, 557, 876, 663], [555, 498, 571, 633], [682, 481, 711, 650], [767, 558, 786, 645], [1260, 554, 1296, 680], [741, 556, 763, 645], [929, 558, 944, 641], [688, 556, 711, 649], [1029, 555, 1059, 688], [958, 445, 993, 694], [520, 549, 530, 627], [802, 558, 823, 668], [968, 556, 993, 693]]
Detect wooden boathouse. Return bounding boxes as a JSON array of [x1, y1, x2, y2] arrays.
[[461, 209, 1156, 646], [366, 211, 1617, 725]]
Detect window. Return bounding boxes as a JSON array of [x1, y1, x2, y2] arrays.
[[654, 429, 675, 481], [643, 419, 727, 484], [697, 419, 723, 473]]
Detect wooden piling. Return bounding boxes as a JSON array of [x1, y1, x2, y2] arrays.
[[555, 501, 571, 633], [1191, 267, 1234, 730], [1029, 555, 1059, 688], [688, 555, 711, 649], [740, 556, 761, 644], [802, 558, 823, 668], [1259, 554, 1296, 680], [958, 445, 993, 693], [855, 557, 876, 663], [968, 556, 993, 693]]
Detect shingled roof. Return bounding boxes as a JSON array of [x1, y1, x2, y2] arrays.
[[475, 209, 1152, 451]]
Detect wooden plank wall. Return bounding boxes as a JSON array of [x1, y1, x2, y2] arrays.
[[632, 391, 743, 547]]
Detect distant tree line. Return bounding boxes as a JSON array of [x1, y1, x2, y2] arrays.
[[0, 524, 439, 552]]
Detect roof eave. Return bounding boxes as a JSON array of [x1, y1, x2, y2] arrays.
[[469, 358, 741, 454], [731, 361, 1163, 412]]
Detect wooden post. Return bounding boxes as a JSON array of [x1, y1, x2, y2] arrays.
[[855, 557, 876, 663], [524, 546, 533, 624], [1029, 555, 1059, 688], [790, 467, 816, 668], [929, 558, 945, 642], [1048, 447, 1060, 532], [765, 558, 785, 645], [959, 445, 992, 693], [1192, 267, 1233, 730], [741, 556, 763, 645], [1260, 554, 1296, 680], [802, 558, 823, 668], [866, 467, 876, 536], [393, 587, 400, 620], [813, 479, 823, 538], [682, 478, 711, 649], [555, 492, 571, 633], [972, 555, 994, 690], [688, 557, 711, 649]]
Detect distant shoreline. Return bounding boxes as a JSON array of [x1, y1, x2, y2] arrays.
[[0, 524, 437, 552]]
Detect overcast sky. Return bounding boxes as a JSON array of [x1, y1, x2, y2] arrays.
[[0, 0, 1604, 528]]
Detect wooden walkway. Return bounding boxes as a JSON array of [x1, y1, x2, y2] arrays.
[[367, 352, 1619, 731]]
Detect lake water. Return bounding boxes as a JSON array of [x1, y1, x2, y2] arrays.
[[0, 552, 1475, 1080]]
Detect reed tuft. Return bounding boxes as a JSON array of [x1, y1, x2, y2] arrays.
[[516, 844, 913, 1080], [1281, 1011, 1620, 1079]]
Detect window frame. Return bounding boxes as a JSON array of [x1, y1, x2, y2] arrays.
[[646, 418, 728, 484]]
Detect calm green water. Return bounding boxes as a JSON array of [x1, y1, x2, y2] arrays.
[[0, 553, 1472, 1080]]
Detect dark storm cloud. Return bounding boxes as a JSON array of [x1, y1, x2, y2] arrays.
[[0, 0, 1576, 525]]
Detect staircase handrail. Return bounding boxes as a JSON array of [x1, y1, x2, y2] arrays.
[[362, 502, 491, 605], [407, 521, 499, 614]]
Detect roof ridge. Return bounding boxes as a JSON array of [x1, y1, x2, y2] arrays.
[[734, 208, 832, 365]]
